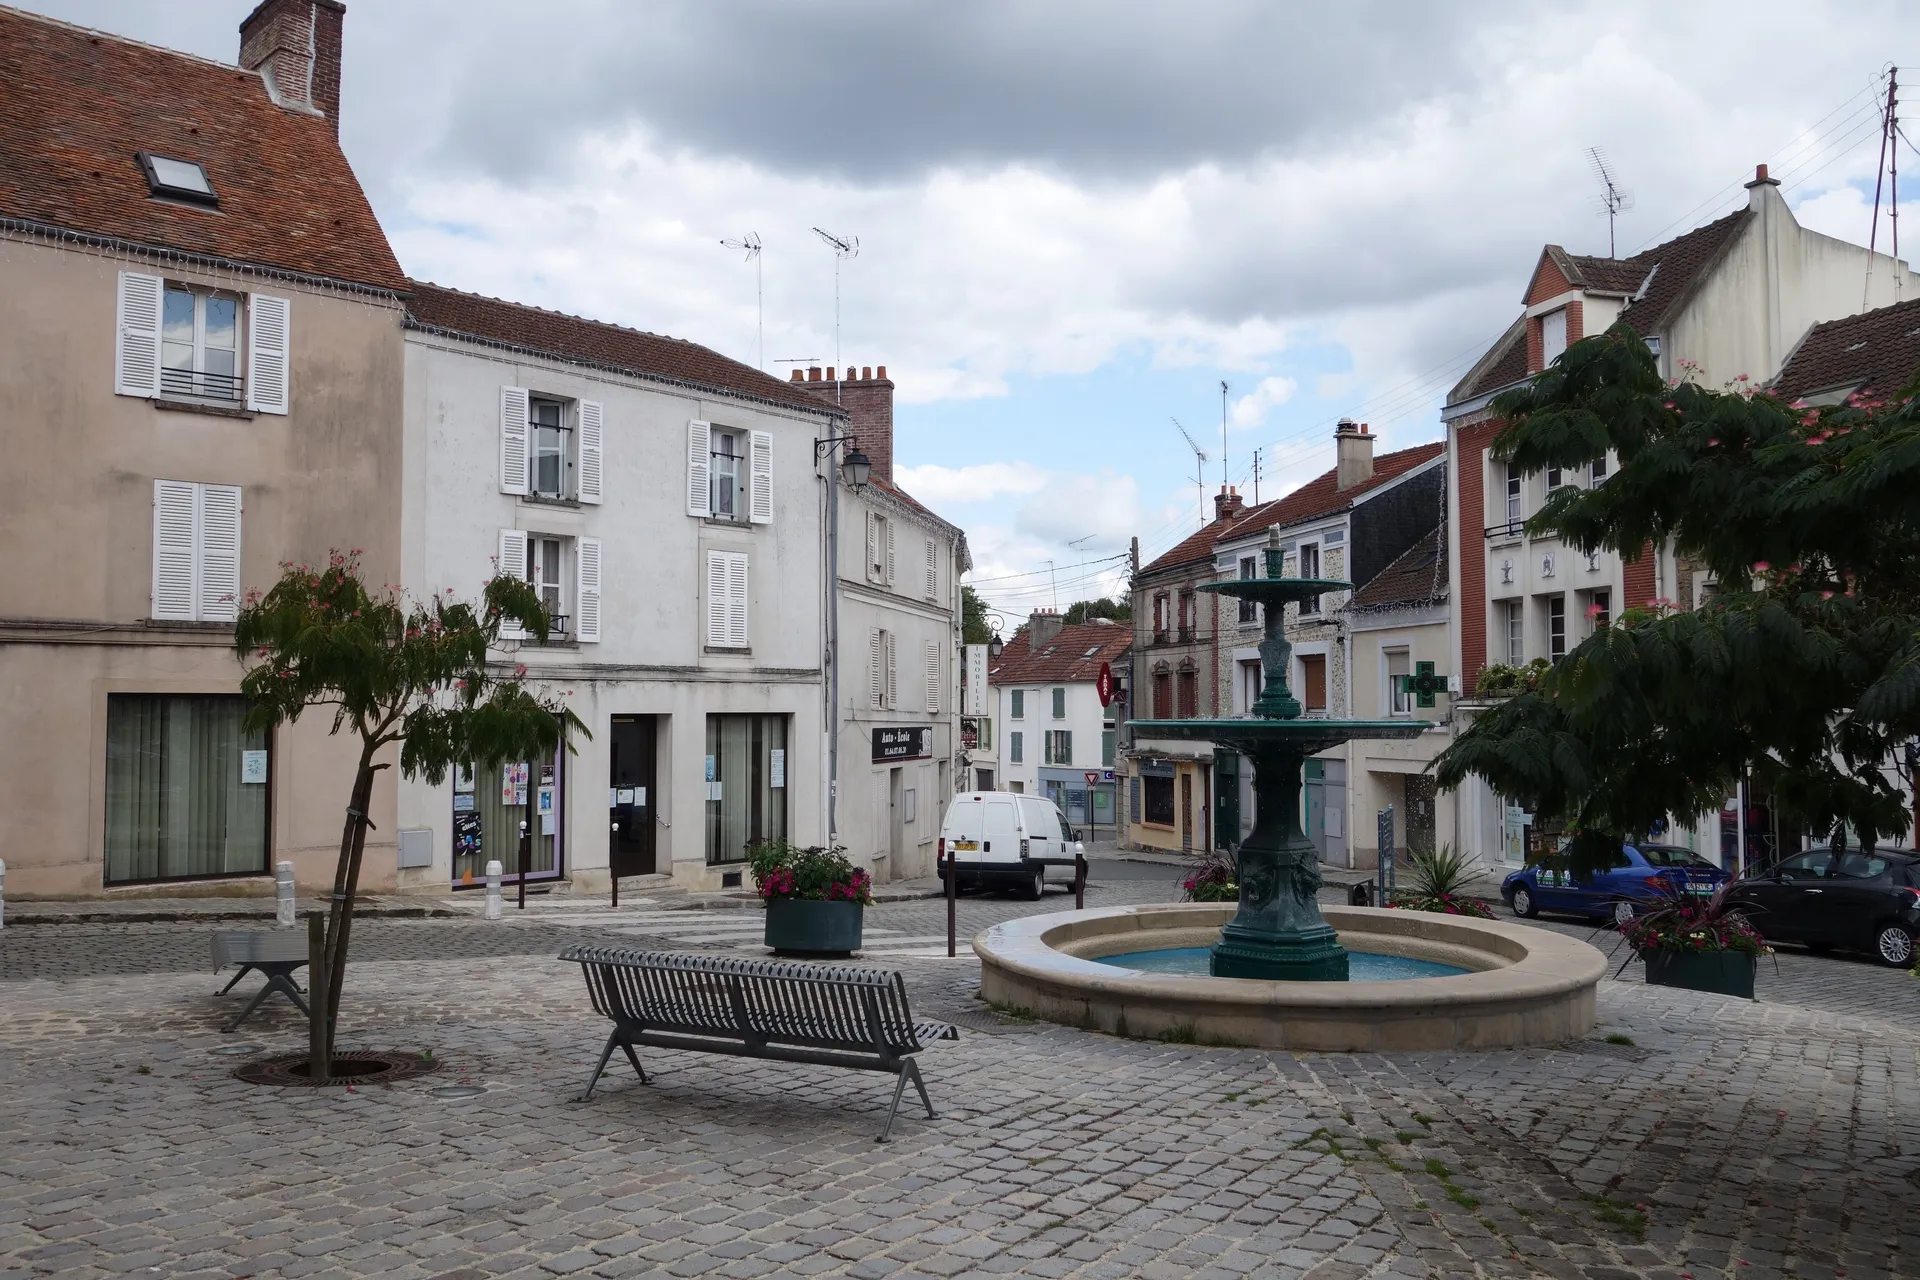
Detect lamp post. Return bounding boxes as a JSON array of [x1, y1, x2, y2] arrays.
[[815, 432, 871, 848]]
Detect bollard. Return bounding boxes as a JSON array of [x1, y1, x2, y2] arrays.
[[484, 860, 503, 920], [610, 820, 620, 908], [275, 861, 296, 928], [0, 856, 6, 932], [1074, 852, 1087, 911], [945, 849, 956, 958]]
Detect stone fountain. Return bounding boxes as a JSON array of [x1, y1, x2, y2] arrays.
[[1129, 526, 1425, 981]]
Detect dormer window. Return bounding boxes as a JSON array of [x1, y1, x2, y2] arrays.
[[1541, 307, 1568, 365], [136, 153, 216, 207]]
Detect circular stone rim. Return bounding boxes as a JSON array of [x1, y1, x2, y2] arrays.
[[233, 1051, 440, 1087], [973, 903, 1607, 1051]]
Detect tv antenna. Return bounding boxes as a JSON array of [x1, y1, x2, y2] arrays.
[[719, 232, 763, 369], [1066, 534, 1097, 550], [1220, 380, 1230, 488], [811, 227, 858, 403], [1588, 147, 1633, 258], [1172, 417, 1209, 528]]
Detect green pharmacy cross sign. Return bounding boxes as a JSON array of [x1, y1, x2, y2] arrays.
[[1394, 661, 1449, 709]]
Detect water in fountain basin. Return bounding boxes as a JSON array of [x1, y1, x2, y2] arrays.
[[1095, 947, 1467, 980]]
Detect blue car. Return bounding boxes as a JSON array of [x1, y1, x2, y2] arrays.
[[1503, 843, 1730, 926]]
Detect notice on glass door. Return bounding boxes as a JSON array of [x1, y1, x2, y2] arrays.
[[240, 750, 268, 785], [769, 749, 786, 789]]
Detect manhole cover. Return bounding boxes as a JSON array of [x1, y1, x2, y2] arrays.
[[212, 1044, 266, 1056], [233, 1051, 438, 1087], [430, 1085, 487, 1099]]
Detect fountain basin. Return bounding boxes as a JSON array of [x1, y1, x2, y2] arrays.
[[976, 903, 1606, 1051]]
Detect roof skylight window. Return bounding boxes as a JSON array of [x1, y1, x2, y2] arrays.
[[136, 153, 217, 206]]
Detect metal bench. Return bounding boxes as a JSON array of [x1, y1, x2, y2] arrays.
[[211, 930, 310, 1033], [560, 946, 958, 1142]]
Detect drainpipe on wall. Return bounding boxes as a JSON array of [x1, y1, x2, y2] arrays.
[[825, 468, 842, 850]]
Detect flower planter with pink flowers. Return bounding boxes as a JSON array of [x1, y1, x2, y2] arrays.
[[748, 840, 874, 958]]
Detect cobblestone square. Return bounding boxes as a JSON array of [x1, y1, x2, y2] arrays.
[[4, 879, 1918, 1279]]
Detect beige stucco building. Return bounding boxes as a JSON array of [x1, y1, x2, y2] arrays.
[[0, 2, 408, 897]]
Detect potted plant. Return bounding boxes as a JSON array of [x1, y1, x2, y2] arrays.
[[749, 840, 874, 958], [1388, 844, 1497, 919], [1616, 882, 1768, 998], [1180, 847, 1239, 903]]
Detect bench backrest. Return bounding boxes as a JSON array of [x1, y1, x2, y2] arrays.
[[561, 946, 927, 1057]]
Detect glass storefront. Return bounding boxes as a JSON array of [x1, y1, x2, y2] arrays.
[[104, 693, 269, 884], [452, 746, 564, 885], [706, 714, 788, 864]]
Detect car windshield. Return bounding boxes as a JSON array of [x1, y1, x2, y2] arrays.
[[1639, 846, 1713, 869]]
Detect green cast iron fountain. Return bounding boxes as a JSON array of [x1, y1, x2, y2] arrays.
[[1129, 527, 1426, 980]]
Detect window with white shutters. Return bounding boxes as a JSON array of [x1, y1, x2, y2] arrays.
[[925, 641, 941, 713], [870, 629, 886, 708], [748, 430, 773, 524], [151, 479, 242, 622], [885, 630, 897, 708], [116, 271, 165, 397], [924, 538, 938, 601], [500, 386, 531, 495], [244, 293, 290, 414], [577, 400, 604, 504], [575, 536, 602, 642], [706, 550, 748, 648], [866, 512, 883, 582], [686, 420, 713, 517], [496, 528, 530, 640], [886, 518, 896, 585]]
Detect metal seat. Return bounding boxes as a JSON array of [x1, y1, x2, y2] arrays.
[[561, 946, 957, 1142]]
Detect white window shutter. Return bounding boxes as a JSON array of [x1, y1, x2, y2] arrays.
[[886, 519, 896, 585], [926, 641, 941, 713], [870, 630, 885, 708], [925, 538, 938, 601], [748, 429, 773, 524], [245, 294, 291, 414], [726, 552, 749, 647], [885, 630, 897, 709], [151, 480, 198, 620], [575, 536, 602, 642], [686, 421, 713, 517], [197, 484, 242, 622], [576, 400, 604, 504], [115, 271, 164, 398], [865, 512, 878, 581], [497, 528, 529, 640], [499, 386, 530, 495]]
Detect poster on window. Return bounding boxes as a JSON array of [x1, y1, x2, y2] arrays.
[[769, 748, 786, 789], [454, 763, 475, 794], [453, 811, 482, 860], [501, 762, 529, 806], [453, 793, 475, 813], [240, 749, 268, 785]]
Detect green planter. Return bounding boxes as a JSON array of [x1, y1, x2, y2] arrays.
[[764, 898, 864, 958], [1641, 948, 1756, 998]]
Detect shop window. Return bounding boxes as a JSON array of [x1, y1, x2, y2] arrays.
[[1143, 775, 1176, 826], [104, 694, 268, 884], [706, 714, 788, 864], [451, 748, 564, 885]]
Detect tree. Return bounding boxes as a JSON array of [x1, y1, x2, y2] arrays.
[[235, 551, 584, 1077], [1434, 324, 1920, 875], [1063, 596, 1131, 626], [961, 585, 994, 644]]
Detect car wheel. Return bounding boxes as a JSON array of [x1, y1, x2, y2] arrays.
[[1510, 885, 1538, 919], [1874, 924, 1915, 967], [1612, 899, 1639, 928], [1024, 866, 1045, 901]]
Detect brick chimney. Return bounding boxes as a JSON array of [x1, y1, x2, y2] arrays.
[[240, 0, 345, 129], [1334, 419, 1375, 492], [1028, 609, 1064, 650], [1212, 485, 1246, 522], [799, 364, 895, 486]]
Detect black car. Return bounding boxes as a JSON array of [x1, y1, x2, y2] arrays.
[[1725, 846, 1920, 966]]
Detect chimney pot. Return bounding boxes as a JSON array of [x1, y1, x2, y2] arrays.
[[861, 366, 872, 381], [790, 370, 803, 381], [808, 367, 822, 382], [1756, 163, 1768, 183], [876, 365, 887, 380], [1746, 162, 1780, 190], [1029, 610, 1065, 649]]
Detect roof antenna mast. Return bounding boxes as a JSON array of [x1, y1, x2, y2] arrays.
[[1172, 417, 1209, 529], [1220, 380, 1230, 489], [719, 232, 763, 370], [811, 227, 858, 404], [1588, 146, 1633, 258]]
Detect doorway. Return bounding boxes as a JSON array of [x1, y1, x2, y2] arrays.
[[609, 715, 657, 878], [888, 767, 904, 868], [1404, 775, 1437, 859]]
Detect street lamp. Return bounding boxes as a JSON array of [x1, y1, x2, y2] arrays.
[[814, 432, 871, 850], [842, 445, 871, 490], [988, 631, 1005, 660]]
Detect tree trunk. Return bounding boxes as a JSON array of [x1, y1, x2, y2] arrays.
[[315, 750, 378, 1076]]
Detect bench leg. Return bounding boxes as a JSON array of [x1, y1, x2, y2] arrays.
[[217, 963, 255, 996], [619, 1040, 648, 1084], [905, 1058, 935, 1120], [221, 978, 279, 1034], [578, 1029, 623, 1102], [877, 1064, 913, 1143]]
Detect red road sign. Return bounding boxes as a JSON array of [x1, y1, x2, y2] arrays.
[[1096, 662, 1114, 706], [1084, 772, 1100, 785]]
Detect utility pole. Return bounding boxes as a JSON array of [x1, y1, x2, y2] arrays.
[[1220, 381, 1229, 490], [1251, 448, 1262, 504]]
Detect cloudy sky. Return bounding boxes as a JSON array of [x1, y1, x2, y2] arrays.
[[32, 1, 1919, 619]]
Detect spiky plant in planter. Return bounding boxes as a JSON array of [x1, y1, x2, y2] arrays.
[[1180, 847, 1239, 903], [1389, 844, 1497, 919]]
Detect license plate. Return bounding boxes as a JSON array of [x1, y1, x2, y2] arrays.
[[1686, 882, 1714, 895], [952, 840, 979, 851]]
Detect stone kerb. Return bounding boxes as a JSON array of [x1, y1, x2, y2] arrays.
[[974, 902, 1605, 1052]]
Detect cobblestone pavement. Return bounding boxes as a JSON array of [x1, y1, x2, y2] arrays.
[[4, 874, 1919, 1279]]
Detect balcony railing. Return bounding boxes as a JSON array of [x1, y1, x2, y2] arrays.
[[161, 367, 243, 403], [1176, 627, 1196, 644], [1485, 519, 1527, 541]]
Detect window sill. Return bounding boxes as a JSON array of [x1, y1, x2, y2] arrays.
[[153, 396, 252, 420], [524, 638, 581, 650], [704, 645, 752, 655], [521, 494, 582, 509], [703, 516, 755, 529]]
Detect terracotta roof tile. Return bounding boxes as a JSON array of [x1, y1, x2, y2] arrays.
[[1214, 442, 1446, 544], [1347, 523, 1447, 610], [1137, 517, 1232, 578], [987, 621, 1130, 686], [404, 281, 837, 415], [0, 6, 404, 291], [1771, 296, 1920, 403]]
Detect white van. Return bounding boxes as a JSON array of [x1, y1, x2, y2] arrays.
[[937, 791, 1086, 899]]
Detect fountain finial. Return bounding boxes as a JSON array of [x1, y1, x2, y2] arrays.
[[1264, 525, 1283, 579]]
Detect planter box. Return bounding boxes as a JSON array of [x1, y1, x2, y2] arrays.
[[764, 898, 864, 958], [1641, 948, 1756, 998]]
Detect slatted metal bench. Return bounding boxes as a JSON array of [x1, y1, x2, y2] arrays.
[[211, 930, 310, 1033], [560, 946, 958, 1142]]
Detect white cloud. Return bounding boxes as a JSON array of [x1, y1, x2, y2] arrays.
[[1228, 376, 1300, 431], [893, 461, 1049, 506]]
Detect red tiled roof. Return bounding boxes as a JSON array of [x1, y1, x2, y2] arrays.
[[1347, 523, 1447, 610], [988, 621, 1130, 686], [405, 282, 837, 415], [0, 6, 404, 291], [1215, 442, 1446, 543], [1771, 296, 1920, 403], [1137, 516, 1233, 579], [1449, 208, 1753, 404]]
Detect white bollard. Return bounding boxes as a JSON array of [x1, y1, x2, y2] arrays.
[[275, 861, 296, 927], [484, 859, 503, 920]]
